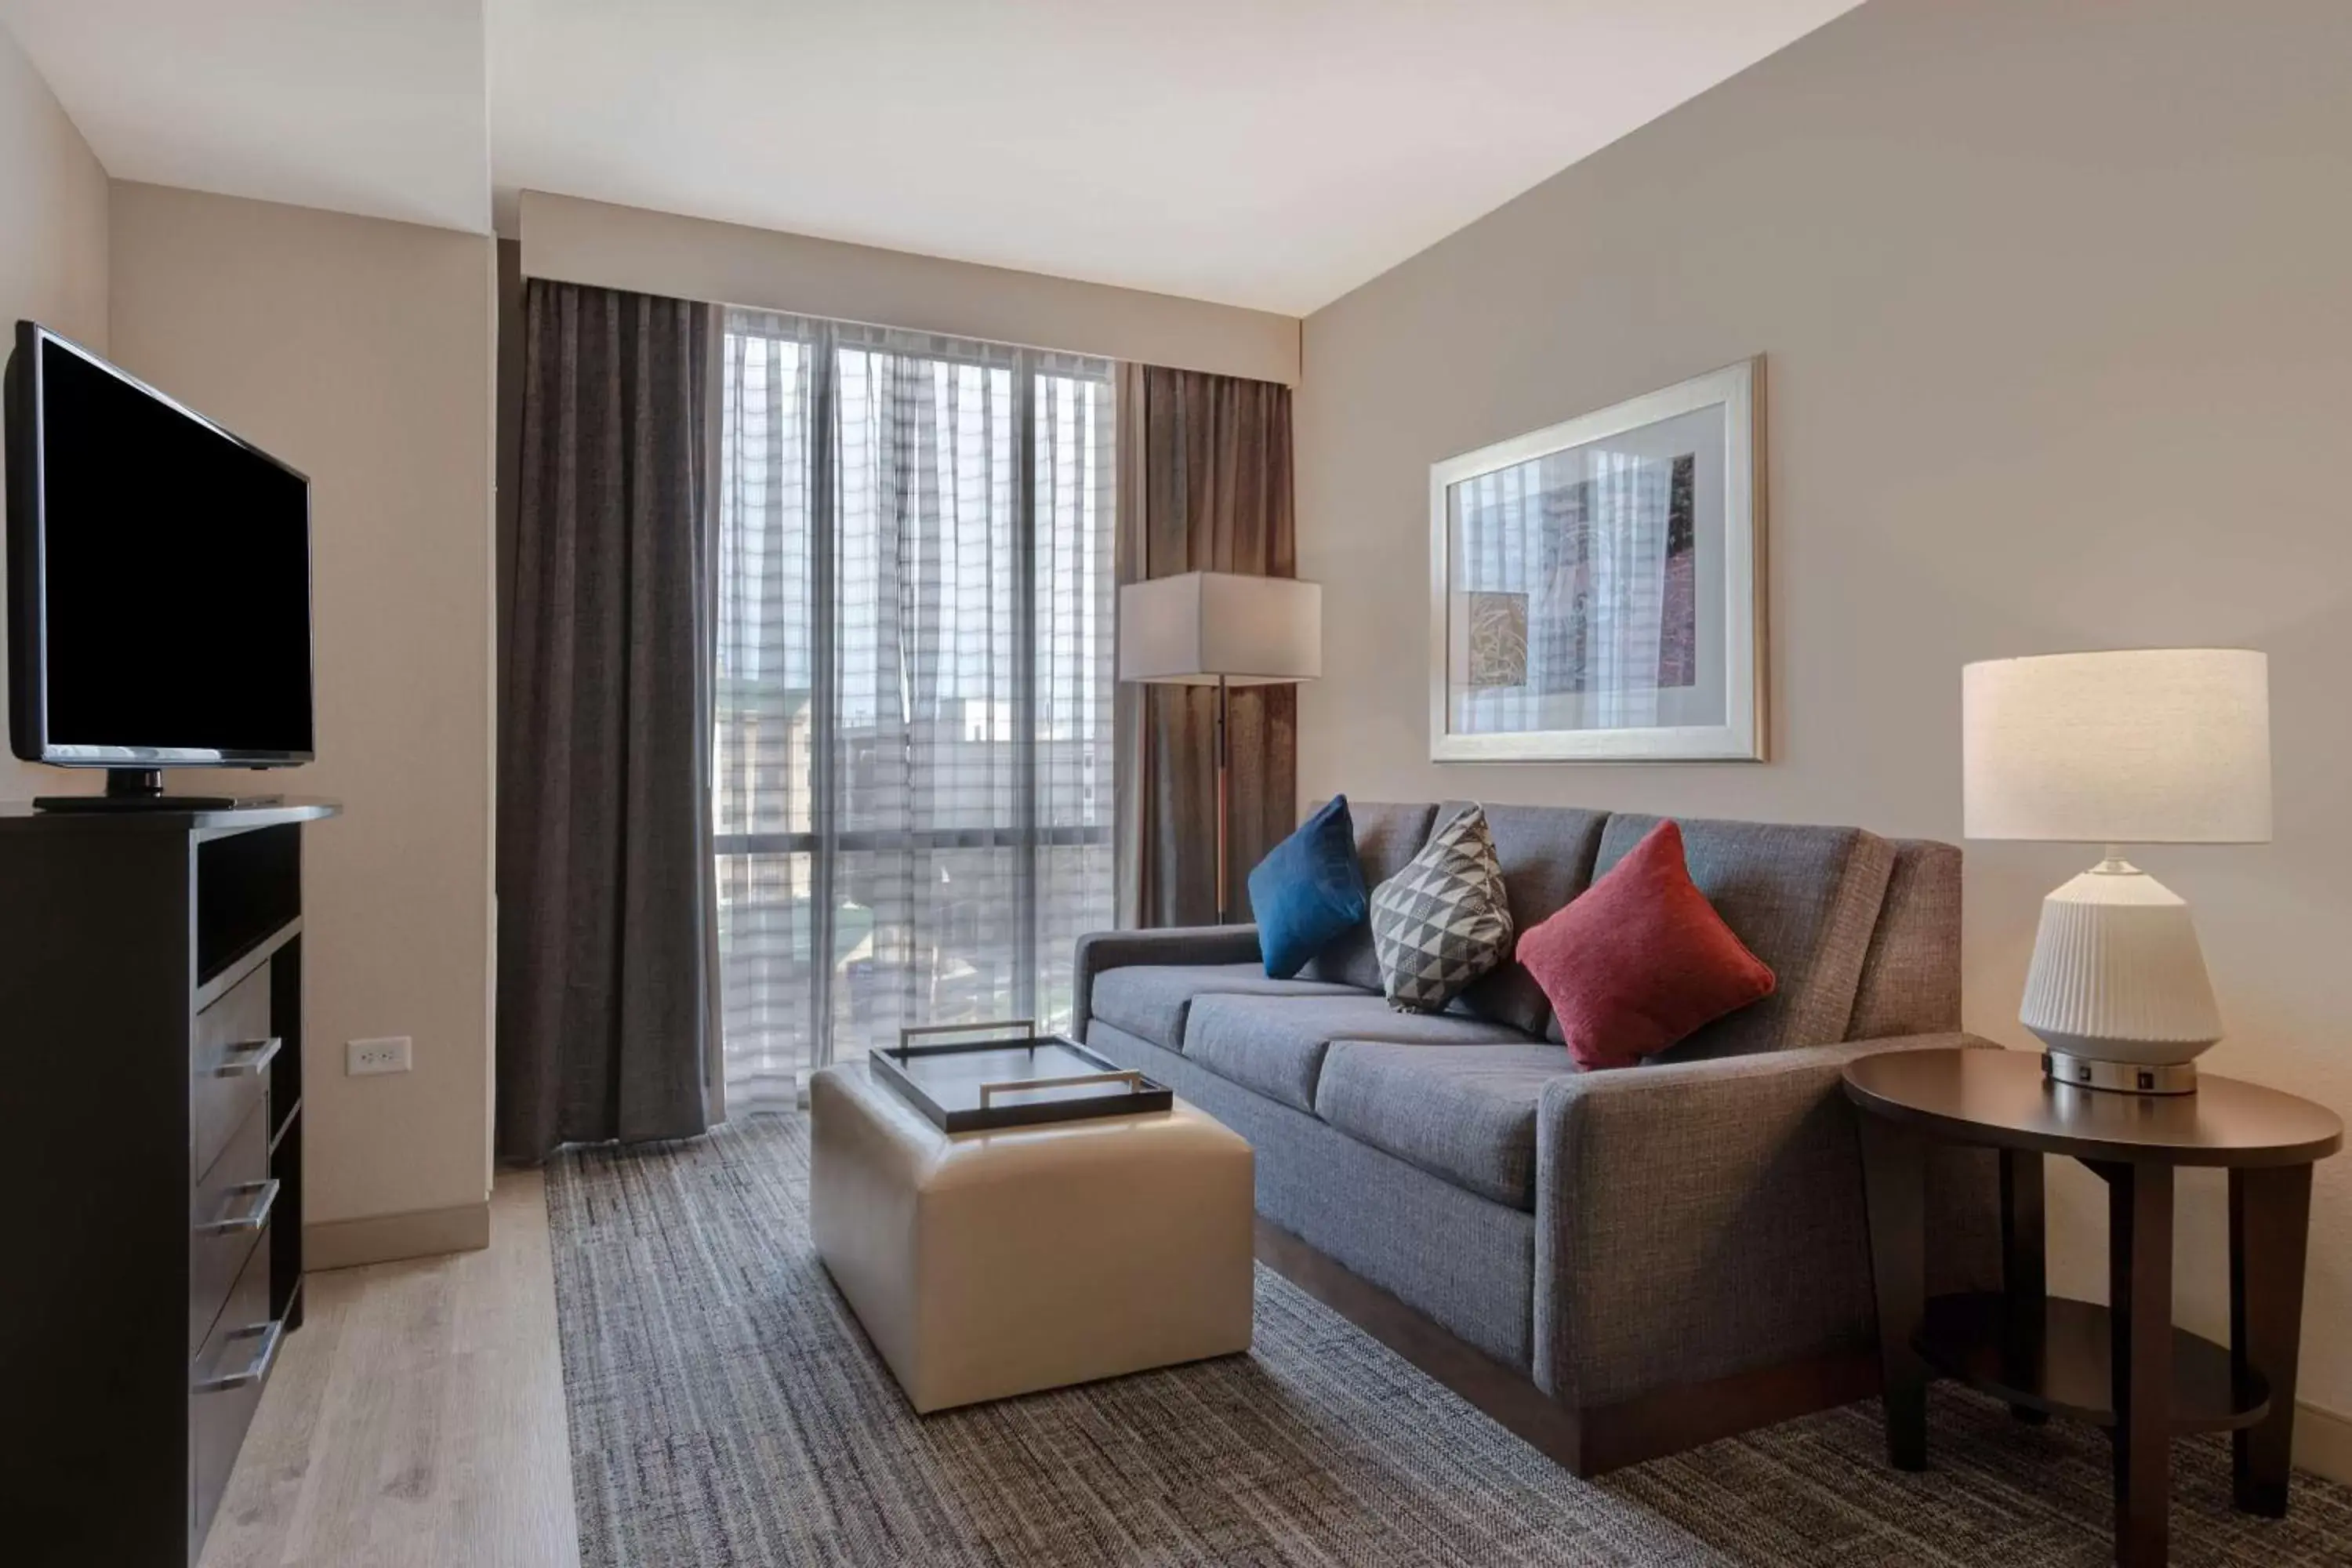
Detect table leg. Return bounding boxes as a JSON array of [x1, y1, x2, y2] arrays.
[[2230, 1163, 2314, 1518], [2001, 1149, 2048, 1424], [1857, 1115, 1928, 1470], [2105, 1160, 2174, 1568]]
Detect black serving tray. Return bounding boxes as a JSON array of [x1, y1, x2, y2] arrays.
[[870, 1021, 1173, 1134]]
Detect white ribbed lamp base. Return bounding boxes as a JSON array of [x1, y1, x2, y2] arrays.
[[2020, 856, 2223, 1094]]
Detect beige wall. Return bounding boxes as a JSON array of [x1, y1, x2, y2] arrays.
[[1296, 0, 2352, 1437], [521, 191, 1302, 385], [0, 23, 107, 803], [110, 183, 498, 1236]]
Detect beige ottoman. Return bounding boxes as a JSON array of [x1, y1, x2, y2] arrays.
[[809, 1061, 1254, 1413]]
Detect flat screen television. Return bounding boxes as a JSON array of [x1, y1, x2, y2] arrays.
[[6, 321, 314, 807]]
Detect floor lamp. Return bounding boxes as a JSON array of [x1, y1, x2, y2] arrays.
[[1120, 571, 1323, 922]]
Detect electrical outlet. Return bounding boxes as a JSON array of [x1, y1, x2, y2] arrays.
[[347, 1036, 412, 1076]]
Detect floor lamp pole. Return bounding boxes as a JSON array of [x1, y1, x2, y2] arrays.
[[1214, 674, 1230, 924]]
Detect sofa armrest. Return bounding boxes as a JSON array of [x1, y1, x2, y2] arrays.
[[1070, 924, 1261, 1039], [1532, 1032, 2003, 1411]]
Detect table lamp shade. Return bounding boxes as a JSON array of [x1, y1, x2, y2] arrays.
[[1118, 572, 1322, 685], [1961, 648, 2273, 1094], [1962, 648, 2270, 844]]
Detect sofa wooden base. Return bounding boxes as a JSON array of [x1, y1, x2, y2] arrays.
[[1254, 1217, 1879, 1476]]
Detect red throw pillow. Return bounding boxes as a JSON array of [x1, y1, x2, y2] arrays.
[[1518, 820, 1775, 1071]]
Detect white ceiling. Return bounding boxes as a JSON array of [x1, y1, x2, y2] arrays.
[[1, 0, 491, 234], [6, 0, 1862, 315]]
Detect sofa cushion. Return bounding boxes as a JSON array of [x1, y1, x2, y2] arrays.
[[1370, 805, 1514, 1013], [1086, 1018, 1541, 1370], [1247, 795, 1370, 979], [1301, 800, 1438, 991], [1316, 1042, 1572, 1210], [1183, 992, 1533, 1113], [1520, 820, 1777, 1071], [1561, 814, 1896, 1059], [1435, 800, 1610, 1036], [1087, 963, 1359, 1052]]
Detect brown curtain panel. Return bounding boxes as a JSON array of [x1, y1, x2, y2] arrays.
[[497, 279, 716, 1160], [1116, 363, 1298, 928]]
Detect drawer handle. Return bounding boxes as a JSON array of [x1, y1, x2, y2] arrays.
[[194, 1318, 285, 1395], [212, 1036, 283, 1078], [198, 1178, 281, 1237]]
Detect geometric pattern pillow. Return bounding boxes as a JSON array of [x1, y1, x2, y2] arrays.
[[1369, 804, 1515, 1013]]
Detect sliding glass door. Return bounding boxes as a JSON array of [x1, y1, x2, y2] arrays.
[[713, 310, 1115, 1112]]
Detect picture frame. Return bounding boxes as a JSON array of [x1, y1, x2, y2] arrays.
[[1428, 358, 1766, 762]]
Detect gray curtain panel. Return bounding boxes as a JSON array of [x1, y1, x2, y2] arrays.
[[498, 279, 717, 1160], [1115, 362, 1299, 928]]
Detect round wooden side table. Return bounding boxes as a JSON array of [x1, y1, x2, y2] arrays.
[[1843, 1047, 2342, 1568]]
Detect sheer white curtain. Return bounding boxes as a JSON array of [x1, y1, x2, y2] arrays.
[[713, 310, 1116, 1113]]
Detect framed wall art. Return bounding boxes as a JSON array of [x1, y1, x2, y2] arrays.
[[1428, 358, 1765, 761]]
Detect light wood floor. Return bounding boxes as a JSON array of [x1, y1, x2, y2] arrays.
[[200, 1171, 582, 1568]]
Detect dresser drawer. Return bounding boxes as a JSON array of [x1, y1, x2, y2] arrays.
[[190, 1100, 274, 1352], [193, 961, 277, 1178], [191, 1220, 279, 1554]]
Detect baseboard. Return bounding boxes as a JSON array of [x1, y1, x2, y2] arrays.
[[305, 1199, 492, 1271], [2296, 1399, 2352, 1486]]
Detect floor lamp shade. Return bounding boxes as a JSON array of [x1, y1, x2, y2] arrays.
[[1118, 572, 1322, 686], [1961, 649, 2272, 1094], [1119, 572, 1322, 924]]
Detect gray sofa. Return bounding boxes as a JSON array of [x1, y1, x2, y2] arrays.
[[1073, 800, 1999, 1472]]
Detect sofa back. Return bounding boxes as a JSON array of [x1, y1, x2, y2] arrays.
[[1310, 798, 1957, 1055], [1299, 800, 1436, 991], [1582, 812, 1894, 1059], [1436, 800, 1610, 1035], [1846, 838, 1963, 1040]]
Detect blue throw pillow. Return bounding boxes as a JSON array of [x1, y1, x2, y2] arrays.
[[1247, 795, 1370, 979]]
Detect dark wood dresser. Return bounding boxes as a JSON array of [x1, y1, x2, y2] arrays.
[[0, 799, 338, 1566]]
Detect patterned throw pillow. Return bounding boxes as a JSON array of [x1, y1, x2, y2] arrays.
[[1369, 804, 1514, 1013]]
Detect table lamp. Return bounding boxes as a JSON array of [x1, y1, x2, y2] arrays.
[[1962, 648, 2271, 1094], [1120, 571, 1322, 922]]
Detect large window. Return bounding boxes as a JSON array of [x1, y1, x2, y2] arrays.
[[713, 310, 1116, 1111]]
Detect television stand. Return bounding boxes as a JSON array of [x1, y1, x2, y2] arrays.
[[33, 766, 285, 813], [0, 799, 339, 1562]]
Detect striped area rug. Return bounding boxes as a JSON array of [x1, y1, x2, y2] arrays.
[[547, 1115, 2351, 1566]]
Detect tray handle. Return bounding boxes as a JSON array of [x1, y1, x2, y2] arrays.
[[978, 1069, 1144, 1108], [898, 1018, 1036, 1051]]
